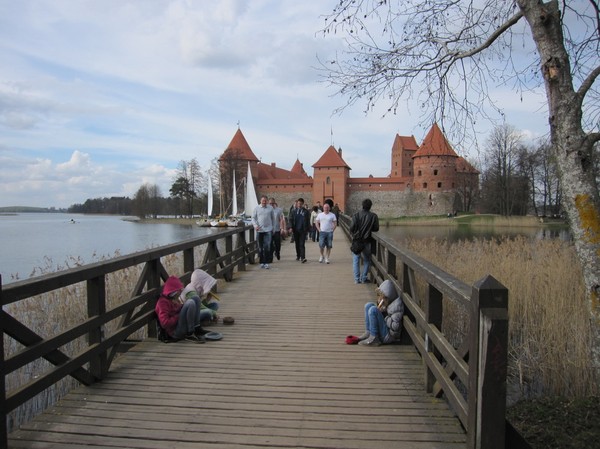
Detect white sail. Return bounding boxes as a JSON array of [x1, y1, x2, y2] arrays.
[[232, 170, 238, 216], [245, 161, 259, 216], [207, 176, 213, 216]]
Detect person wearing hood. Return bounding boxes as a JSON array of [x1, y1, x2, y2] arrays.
[[358, 279, 404, 346], [181, 269, 220, 323], [155, 275, 205, 343]]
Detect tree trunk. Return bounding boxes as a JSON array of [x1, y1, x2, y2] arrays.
[[519, 0, 600, 375]]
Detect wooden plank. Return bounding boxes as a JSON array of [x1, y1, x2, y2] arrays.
[[8, 231, 466, 449]]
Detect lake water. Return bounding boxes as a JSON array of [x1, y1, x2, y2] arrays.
[[0, 213, 571, 282], [0, 213, 217, 281]]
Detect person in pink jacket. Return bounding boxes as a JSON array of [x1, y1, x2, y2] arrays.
[[155, 275, 205, 343]]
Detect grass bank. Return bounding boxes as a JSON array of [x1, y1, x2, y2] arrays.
[[381, 213, 567, 228]]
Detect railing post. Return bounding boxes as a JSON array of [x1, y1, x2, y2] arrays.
[[87, 275, 107, 380], [183, 247, 194, 274], [236, 230, 247, 271], [224, 235, 233, 281], [0, 275, 7, 449], [467, 275, 509, 449], [146, 259, 161, 339], [425, 284, 443, 393], [386, 250, 396, 280]]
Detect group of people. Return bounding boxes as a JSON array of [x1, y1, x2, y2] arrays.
[[251, 195, 286, 269], [157, 197, 400, 348], [252, 196, 340, 266], [155, 269, 221, 343]]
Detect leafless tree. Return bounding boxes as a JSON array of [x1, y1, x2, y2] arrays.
[[322, 0, 600, 373]]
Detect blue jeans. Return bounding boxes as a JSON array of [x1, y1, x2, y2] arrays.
[[353, 243, 372, 282], [199, 301, 219, 322], [174, 297, 202, 338], [364, 302, 389, 340], [319, 231, 333, 249], [257, 231, 273, 264]]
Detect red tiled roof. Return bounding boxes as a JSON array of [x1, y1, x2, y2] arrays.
[[312, 145, 351, 169], [413, 123, 459, 158], [256, 161, 309, 180], [392, 134, 418, 152], [290, 159, 309, 177], [219, 128, 260, 162]]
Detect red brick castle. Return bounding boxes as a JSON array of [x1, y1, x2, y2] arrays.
[[218, 123, 478, 217]]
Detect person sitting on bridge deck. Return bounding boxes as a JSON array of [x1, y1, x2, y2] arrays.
[[358, 280, 404, 346], [155, 275, 206, 343], [181, 269, 220, 324]]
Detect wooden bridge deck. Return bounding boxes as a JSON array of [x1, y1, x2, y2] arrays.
[[8, 231, 466, 449]]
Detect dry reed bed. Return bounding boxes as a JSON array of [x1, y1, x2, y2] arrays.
[[403, 236, 596, 399]]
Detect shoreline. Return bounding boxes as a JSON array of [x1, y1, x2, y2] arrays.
[[130, 214, 568, 229]]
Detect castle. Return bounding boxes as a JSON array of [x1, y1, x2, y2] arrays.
[[218, 123, 478, 217]]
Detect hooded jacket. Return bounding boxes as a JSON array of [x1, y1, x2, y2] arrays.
[[182, 269, 217, 299], [379, 280, 404, 342], [155, 276, 184, 338]]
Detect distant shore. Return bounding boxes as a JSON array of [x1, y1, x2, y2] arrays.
[[129, 214, 568, 228]]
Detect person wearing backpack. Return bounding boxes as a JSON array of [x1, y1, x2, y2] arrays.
[[155, 275, 206, 343], [349, 198, 379, 284]]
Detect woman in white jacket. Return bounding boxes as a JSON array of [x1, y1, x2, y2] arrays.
[[359, 279, 404, 346]]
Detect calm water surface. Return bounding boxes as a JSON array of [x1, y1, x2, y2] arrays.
[[0, 213, 216, 280], [0, 213, 570, 281]]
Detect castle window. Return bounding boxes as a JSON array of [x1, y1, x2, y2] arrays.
[[434, 169, 438, 176], [437, 182, 442, 188], [452, 183, 455, 188], [409, 171, 412, 176], [418, 170, 422, 176], [326, 176, 331, 185], [423, 182, 428, 188]]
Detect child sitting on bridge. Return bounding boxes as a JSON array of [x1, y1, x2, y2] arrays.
[[155, 275, 206, 343], [181, 269, 220, 324], [358, 279, 404, 346]]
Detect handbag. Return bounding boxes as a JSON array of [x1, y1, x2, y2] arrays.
[[351, 238, 365, 254]]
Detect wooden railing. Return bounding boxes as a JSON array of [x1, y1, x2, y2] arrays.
[[338, 214, 510, 449], [0, 225, 256, 449]]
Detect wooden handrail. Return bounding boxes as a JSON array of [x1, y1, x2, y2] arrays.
[[0, 225, 257, 449], [338, 214, 509, 449]]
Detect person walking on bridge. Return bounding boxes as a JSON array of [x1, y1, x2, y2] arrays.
[[288, 197, 310, 263], [350, 198, 379, 284], [316, 202, 337, 264], [252, 195, 275, 269]]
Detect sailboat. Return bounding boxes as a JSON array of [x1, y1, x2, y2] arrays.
[[226, 171, 241, 227], [196, 176, 214, 227], [244, 161, 258, 221]]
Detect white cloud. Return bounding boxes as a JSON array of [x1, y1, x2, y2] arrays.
[[0, 0, 554, 208]]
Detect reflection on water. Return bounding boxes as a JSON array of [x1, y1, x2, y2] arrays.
[[378, 223, 572, 243]]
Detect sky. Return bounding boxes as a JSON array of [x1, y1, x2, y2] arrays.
[[0, 0, 551, 209]]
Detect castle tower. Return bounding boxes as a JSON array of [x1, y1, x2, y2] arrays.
[[412, 123, 459, 192], [218, 128, 260, 213], [312, 146, 351, 210], [390, 134, 418, 178]]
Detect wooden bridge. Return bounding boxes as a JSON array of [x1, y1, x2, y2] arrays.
[[2, 219, 513, 448]]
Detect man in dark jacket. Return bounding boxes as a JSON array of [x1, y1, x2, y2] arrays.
[[288, 197, 311, 263], [349, 198, 379, 283]]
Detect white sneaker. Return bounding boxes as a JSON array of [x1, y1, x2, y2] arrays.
[[325, 258, 330, 264], [264, 264, 270, 269], [319, 256, 323, 263]]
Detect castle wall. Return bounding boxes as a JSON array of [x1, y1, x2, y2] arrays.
[[346, 189, 459, 217]]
